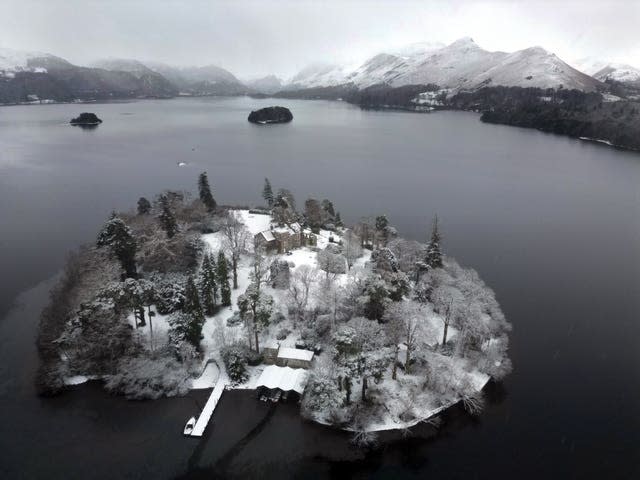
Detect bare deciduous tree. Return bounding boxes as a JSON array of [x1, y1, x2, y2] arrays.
[[384, 300, 424, 376], [221, 212, 249, 289], [287, 265, 317, 324], [342, 229, 362, 270]]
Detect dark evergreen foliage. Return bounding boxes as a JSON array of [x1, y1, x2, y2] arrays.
[[216, 251, 232, 307], [96, 214, 138, 278], [158, 194, 178, 238], [198, 171, 217, 212], [199, 253, 218, 316], [262, 178, 274, 207], [137, 197, 151, 215], [425, 216, 443, 269]]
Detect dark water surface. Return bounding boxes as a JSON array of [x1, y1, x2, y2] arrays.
[[0, 97, 638, 478]]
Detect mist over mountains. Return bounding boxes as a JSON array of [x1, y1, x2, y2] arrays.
[[2, 38, 639, 105]]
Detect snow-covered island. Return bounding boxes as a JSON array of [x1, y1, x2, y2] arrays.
[[37, 174, 511, 436]]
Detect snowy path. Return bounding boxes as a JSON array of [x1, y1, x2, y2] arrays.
[[190, 367, 229, 437], [191, 360, 220, 390]]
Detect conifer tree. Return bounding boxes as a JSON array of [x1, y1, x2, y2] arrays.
[[183, 275, 203, 316], [175, 275, 205, 348], [137, 197, 151, 215], [217, 250, 232, 306], [158, 194, 178, 238], [198, 171, 217, 212], [262, 178, 274, 208], [425, 216, 443, 269], [199, 253, 218, 316], [96, 213, 138, 278]]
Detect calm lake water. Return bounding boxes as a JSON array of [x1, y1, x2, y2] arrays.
[[0, 97, 638, 479]]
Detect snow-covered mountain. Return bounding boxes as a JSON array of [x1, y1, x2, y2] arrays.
[[145, 62, 247, 95], [289, 37, 602, 92], [574, 58, 640, 84], [245, 75, 283, 94], [91, 58, 158, 78], [0, 47, 70, 77], [285, 62, 355, 90], [467, 46, 599, 91]]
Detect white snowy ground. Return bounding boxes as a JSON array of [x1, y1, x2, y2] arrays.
[[65, 209, 492, 432], [192, 210, 491, 432]]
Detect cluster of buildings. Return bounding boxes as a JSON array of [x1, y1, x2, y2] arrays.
[[255, 344, 315, 400], [254, 222, 316, 254]]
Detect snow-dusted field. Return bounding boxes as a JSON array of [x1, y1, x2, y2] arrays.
[[187, 210, 497, 433]]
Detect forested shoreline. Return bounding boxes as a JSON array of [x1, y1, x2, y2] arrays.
[[37, 173, 512, 434]]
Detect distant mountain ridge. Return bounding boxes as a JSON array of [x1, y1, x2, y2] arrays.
[[0, 50, 248, 104], [574, 58, 640, 84], [286, 37, 603, 92], [2, 39, 640, 105]]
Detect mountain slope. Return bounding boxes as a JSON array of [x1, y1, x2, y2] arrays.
[[467, 46, 600, 91], [574, 58, 640, 84], [146, 62, 248, 95], [245, 75, 283, 94], [0, 49, 180, 103], [288, 38, 603, 92], [0, 47, 71, 76], [90, 58, 178, 96]]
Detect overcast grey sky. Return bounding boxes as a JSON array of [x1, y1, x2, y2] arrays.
[[1, 0, 639, 79]]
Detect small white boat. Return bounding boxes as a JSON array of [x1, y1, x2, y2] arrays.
[[183, 417, 196, 436]]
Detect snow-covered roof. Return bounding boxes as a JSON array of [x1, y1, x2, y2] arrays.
[[255, 365, 309, 394], [257, 230, 276, 242], [272, 222, 302, 235], [278, 347, 314, 362]]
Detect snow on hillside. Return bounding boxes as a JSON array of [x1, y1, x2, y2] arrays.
[[286, 62, 354, 89], [467, 46, 600, 91], [288, 37, 603, 92], [594, 63, 640, 83], [574, 58, 640, 83], [0, 47, 51, 76]]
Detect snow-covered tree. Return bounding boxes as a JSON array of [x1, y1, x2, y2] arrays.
[[199, 253, 217, 316], [237, 282, 274, 353], [221, 212, 249, 289], [317, 249, 347, 276], [272, 188, 297, 225], [96, 214, 138, 278], [304, 198, 324, 231], [358, 274, 390, 321], [198, 171, 217, 212], [425, 216, 443, 269], [321, 199, 336, 221], [375, 215, 389, 247], [138, 278, 157, 351], [216, 251, 232, 306], [386, 271, 410, 302], [151, 273, 186, 314], [123, 278, 146, 327], [343, 229, 362, 270], [169, 309, 203, 352], [384, 300, 425, 376], [269, 259, 290, 289], [333, 317, 390, 402], [165, 276, 205, 351], [287, 265, 317, 324], [158, 194, 178, 238], [250, 249, 271, 288]]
